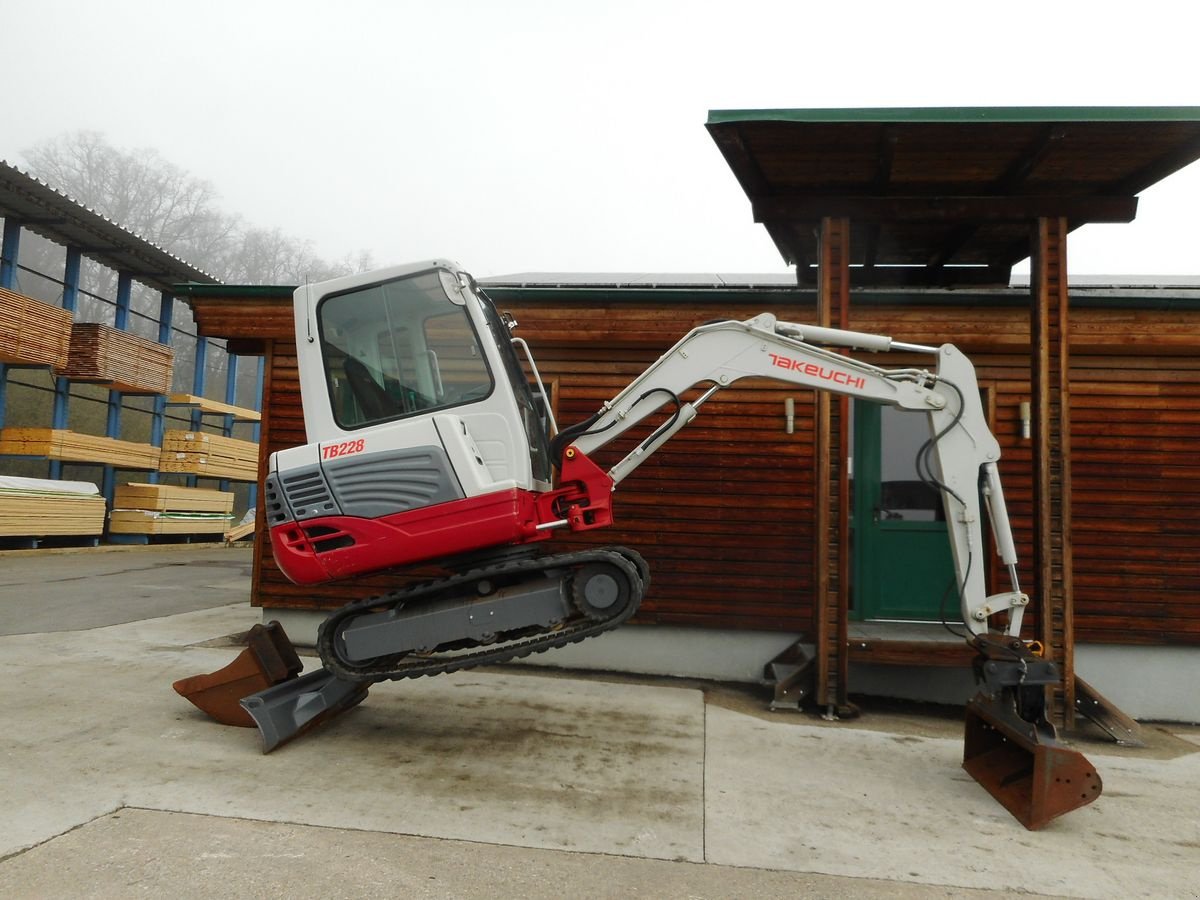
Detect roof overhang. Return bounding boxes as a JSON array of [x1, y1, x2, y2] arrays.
[[706, 107, 1200, 286], [0, 161, 218, 293]]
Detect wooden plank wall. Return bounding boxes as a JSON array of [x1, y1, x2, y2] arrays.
[[245, 294, 1200, 649], [254, 308, 817, 631]]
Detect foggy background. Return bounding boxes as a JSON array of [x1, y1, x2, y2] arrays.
[[3, 0, 1199, 281]]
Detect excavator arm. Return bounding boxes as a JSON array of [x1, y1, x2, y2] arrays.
[[551, 313, 1026, 638], [545, 312, 1102, 828]]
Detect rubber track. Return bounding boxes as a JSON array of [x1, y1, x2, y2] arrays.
[[316, 547, 646, 683]]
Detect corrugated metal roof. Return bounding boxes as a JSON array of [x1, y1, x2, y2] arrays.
[[0, 160, 219, 293]]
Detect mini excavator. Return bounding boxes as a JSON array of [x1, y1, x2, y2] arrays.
[[178, 260, 1102, 829]]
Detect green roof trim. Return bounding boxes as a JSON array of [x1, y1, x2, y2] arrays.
[[706, 106, 1200, 126], [173, 282, 296, 299]]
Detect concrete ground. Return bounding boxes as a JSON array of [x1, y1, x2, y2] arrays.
[[1, 545, 1197, 899]]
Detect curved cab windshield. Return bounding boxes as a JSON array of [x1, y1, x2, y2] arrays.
[[319, 271, 493, 429]]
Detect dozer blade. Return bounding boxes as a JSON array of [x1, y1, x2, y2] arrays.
[[963, 694, 1102, 830], [173, 621, 303, 727], [239, 668, 370, 753]]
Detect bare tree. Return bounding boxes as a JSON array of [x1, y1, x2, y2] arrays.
[[21, 131, 372, 286], [13, 131, 374, 425]]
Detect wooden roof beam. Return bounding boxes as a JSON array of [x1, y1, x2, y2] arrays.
[[753, 195, 1138, 224], [925, 127, 1066, 271], [860, 128, 898, 272], [1107, 132, 1200, 195], [994, 125, 1067, 191]]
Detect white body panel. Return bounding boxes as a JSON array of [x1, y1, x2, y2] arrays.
[[281, 260, 536, 497]]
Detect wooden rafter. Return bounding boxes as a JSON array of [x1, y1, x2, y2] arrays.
[[753, 195, 1138, 224]]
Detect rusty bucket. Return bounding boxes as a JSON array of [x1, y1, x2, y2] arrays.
[[963, 695, 1102, 830], [173, 620, 303, 727]]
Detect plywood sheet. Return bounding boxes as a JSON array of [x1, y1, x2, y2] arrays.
[[0, 489, 106, 536], [114, 483, 234, 514]]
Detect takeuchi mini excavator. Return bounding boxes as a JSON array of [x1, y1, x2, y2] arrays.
[[177, 260, 1101, 829]]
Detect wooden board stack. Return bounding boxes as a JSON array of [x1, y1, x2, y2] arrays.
[[0, 483, 106, 537], [110, 482, 235, 535], [0, 428, 160, 468], [166, 394, 261, 422], [158, 430, 259, 481], [60, 323, 174, 394], [0, 287, 73, 369]]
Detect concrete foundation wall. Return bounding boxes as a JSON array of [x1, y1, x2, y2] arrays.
[[265, 610, 1200, 723]]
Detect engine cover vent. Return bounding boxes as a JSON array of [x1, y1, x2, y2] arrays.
[[323, 445, 464, 519]]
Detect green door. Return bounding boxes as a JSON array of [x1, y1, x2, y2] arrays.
[[852, 402, 956, 621]]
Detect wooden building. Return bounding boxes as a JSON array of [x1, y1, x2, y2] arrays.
[[177, 108, 1200, 723]]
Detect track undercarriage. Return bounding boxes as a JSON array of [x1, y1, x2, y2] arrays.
[[177, 546, 649, 752], [318, 545, 649, 681]]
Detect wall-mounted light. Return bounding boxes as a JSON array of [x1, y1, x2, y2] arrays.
[[1019, 400, 1031, 440]]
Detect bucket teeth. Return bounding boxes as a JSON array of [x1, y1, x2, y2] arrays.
[[173, 621, 303, 727]]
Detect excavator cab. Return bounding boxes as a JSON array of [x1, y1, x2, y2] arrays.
[[266, 262, 556, 585]]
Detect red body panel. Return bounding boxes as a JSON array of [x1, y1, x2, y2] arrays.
[[270, 488, 551, 585], [269, 446, 616, 586]]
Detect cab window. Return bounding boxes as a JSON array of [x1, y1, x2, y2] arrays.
[[318, 271, 493, 429]]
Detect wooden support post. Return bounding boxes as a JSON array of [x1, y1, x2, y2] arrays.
[[1030, 216, 1076, 726], [814, 217, 854, 715]]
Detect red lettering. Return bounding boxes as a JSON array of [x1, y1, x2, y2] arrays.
[[767, 352, 865, 390], [322, 439, 366, 460]]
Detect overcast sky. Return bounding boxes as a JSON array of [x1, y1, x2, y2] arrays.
[[4, 0, 1199, 280]]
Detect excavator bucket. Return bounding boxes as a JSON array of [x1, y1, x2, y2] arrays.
[[173, 621, 303, 727], [963, 694, 1102, 830], [240, 668, 370, 753]]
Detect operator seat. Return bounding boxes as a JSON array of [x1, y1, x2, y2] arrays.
[[343, 356, 399, 421]]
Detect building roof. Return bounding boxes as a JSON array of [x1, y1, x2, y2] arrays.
[[0, 160, 219, 293], [706, 106, 1200, 287], [481, 272, 1200, 310]]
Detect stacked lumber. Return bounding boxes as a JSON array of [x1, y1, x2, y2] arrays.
[[114, 482, 235, 514], [110, 483, 235, 536], [167, 393, 261, 422], [60, 323, 174, 394], [109, 510, 234, 535], [0, 286, 73, 369], [0, 477, 105, 537], [224, 519, 257, 542], [0, 427, 159, 469], [158, 430, 259, 481]]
